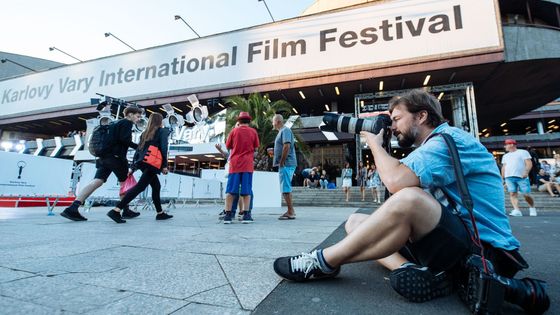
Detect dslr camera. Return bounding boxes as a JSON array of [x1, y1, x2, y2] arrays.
[[320, 113, 392, 147]]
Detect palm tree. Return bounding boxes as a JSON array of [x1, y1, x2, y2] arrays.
[[224, 93, 308, 170]]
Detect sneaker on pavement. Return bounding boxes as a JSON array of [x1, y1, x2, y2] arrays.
[[122, 207, 140, 219], [156, 212, 173, 220], [223, 211, 234, 224], [106, 210, 126, 224], [60, 206, 87, 221], [509, 209, 523, 217], [273, 250, 340, 281], [389, 263, 453, 303], [529, 207, 537, 217], [241, 211, 254, 224]]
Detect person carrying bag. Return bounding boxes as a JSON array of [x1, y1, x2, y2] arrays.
[[107, 113, 173, 223]]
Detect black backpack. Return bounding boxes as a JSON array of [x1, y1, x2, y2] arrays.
[[88, 122, 116, 157]]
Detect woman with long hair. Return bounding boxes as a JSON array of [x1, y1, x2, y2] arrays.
[[107, 112, 173, 223], [341, 161, 353, 202], [368, 164, 382, 204], [356, 160, 368, 201]]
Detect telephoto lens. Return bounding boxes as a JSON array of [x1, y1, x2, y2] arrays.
[[320, 113, 391, 135]]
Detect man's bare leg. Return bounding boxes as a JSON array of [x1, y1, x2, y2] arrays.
[[75, 179, 104, 203], [344, 213, 407, 270], [322, 187, 441, 267], [523, 194, 535, 207], [225, 194, 234, 212], [283, 193, 295, 216], [510, 192, 520, 210]]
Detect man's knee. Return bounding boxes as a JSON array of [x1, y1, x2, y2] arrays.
[[385, 187, 429, 217], [344, 213, 363, 234]]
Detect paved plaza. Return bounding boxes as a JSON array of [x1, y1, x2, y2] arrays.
[[0, 205, 558, 314]]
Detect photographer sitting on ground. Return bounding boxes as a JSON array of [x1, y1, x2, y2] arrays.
[[274, 89, 522, 303]]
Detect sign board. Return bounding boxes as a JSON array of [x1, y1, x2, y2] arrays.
[[0, 0, 502, 117], [0, 151, 73, 196]]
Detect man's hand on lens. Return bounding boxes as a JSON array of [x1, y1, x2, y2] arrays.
[[361, 131, 384, 148]]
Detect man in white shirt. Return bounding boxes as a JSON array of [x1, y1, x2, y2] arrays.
[[501, 139, 537, 216]]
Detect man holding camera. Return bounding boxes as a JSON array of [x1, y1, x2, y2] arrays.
[[274, 90, 524, 303]]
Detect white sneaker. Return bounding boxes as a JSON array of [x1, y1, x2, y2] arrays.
[[509, 209, 523, 217], [529, 208, 537, 217]]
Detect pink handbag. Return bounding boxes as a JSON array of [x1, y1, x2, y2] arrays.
[[119, 174, 137, 197]]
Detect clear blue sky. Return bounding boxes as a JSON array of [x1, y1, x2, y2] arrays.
[[1, 0, 315, 64]]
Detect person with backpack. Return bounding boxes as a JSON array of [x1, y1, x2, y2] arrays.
[[107, 113, 173, 223], [61, 106, 144, 221]]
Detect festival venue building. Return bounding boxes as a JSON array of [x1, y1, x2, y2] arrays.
[[1, 0, 560, 172]]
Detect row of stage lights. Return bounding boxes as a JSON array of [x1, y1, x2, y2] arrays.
[[92, 94, 208, 132]]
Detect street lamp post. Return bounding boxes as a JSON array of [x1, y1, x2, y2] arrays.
[[49, 47, 83, 62], [104, 32, 136, 51], [0, 58, 37, 72], [174, 15, 200, 38]]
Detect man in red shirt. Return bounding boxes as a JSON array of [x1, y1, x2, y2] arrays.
[[224, 112, 259, 224]]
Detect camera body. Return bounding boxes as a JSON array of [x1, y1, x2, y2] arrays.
[[457, 255, 505, 315]]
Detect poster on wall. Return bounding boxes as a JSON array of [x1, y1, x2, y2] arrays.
[[0, 151, 74, 196]]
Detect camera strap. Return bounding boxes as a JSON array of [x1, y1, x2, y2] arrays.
[[430, 132, 490, 274]]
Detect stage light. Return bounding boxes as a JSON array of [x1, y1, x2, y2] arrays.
[[162, 103, 185, 129], [0, 58, 37, 72], [134, 114, 149, 132], [185, 94, 208, 124], [1, 141, 13, 151]]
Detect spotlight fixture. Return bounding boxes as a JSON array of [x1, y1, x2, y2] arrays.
[[174, 15, 201, 38], [184, 94, 208, 124], [162, 103, 185, 129]]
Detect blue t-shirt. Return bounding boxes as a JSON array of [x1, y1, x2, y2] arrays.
[[273, 127, 297, 167], [400, 123, 520, 251]]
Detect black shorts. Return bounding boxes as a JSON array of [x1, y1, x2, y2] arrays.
[[399, 203, 473, 272], [94, 156, 128, 183]]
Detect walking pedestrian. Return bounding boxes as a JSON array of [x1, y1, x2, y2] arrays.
[[61, 106, 144, 221], [368, 164, 382, 203], [273, 114, 298, 220], [107, 113, 173, 223], [501, 139, 537, 217]]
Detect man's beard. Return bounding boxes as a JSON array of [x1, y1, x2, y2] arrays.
[[396, 126, 419, 148]]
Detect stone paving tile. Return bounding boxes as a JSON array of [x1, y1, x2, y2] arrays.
[[32, 284, 134, 313], [0, 266, 35, 283], [186, 284, 241, 309], [0, 206, 358, 313], [216, 255, 280, 310], [172, 302, 250, 315], [0, 295, 71, 315], [0, 276, 80, 301], [84, 293, 188, 315]]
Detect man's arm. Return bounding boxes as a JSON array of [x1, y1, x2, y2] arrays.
[[523, 159, 532, 178], [501, 163, 506, 179], [214, 144, 228, 158], [362, 131, 419, 193], [279, 143, 290, 167]]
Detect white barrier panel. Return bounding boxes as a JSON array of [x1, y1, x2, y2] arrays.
[[0, 151, 74, 197], [201, 170, 280, 208], [178, 176, 194, 199], [158, 172, 182, 198], [192, 179, 222, 199]]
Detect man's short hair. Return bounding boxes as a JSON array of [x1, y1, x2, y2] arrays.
[[123, 106, 144, 116], [273, 114, 284, 123], [389, 89, 445, 128]]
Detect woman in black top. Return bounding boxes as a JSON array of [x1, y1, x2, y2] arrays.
[[107, 113, 173, 223]]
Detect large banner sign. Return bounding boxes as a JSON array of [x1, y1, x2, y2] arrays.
[[0, 0, 502, 117], [0, 151, 73, 196]]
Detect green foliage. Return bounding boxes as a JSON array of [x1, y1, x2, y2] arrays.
[[224, 93, 308, 170]]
